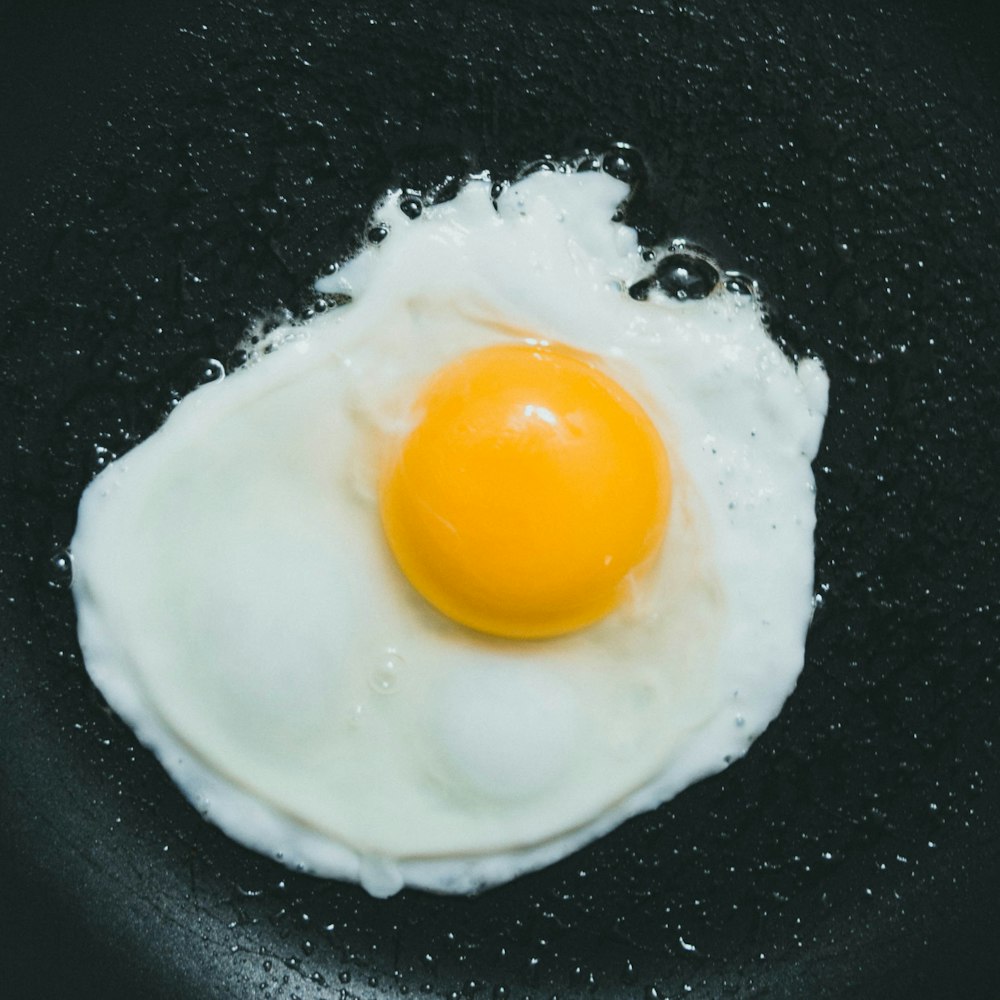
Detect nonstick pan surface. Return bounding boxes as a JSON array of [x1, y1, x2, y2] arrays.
[[1, 2, 998, 998]]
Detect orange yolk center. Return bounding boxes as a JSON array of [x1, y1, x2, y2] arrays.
[[379, 341, 671, 639]]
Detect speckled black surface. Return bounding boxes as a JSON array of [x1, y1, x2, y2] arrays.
[[1, 2, 998, 998]]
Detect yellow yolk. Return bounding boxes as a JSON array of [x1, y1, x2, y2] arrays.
[[379, 342, 671, 639]]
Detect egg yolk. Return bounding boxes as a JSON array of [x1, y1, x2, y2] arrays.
[[379, 341, 671, 639]]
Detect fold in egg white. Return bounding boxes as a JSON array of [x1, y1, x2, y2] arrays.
[[71, 170, 828, 896]]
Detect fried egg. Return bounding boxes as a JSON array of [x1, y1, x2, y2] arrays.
[[70, 165, 828, 896]]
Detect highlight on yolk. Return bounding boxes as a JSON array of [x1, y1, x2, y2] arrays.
[[379, 341, 672, 639]]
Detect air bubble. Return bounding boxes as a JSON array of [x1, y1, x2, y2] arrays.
[[429, 176, 464, 205], [47, 549, 73, 589], [198, 358, 225, 383], [628, 277, 654, 301], [368, 225, 389, 244], [319, 292, 353, 310], [724, 270, 758, 297], [517, 157, 558, 180], [602, 143, 645, 185], [165, 356, 227, 408], [93, 444, 115, 470], [399, 193, 423, 219], [370, 651, 404, 694], [654, 253, 720, 300]]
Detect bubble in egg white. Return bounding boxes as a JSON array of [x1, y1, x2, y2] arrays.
[[71, 164, 828, 896]]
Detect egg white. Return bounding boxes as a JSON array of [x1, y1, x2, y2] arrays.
[[71, 168, 828, 896]]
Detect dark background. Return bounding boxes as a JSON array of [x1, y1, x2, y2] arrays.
[[1, 2, 998, 998]]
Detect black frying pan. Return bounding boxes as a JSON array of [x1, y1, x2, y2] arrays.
[[2, 2, 998, 998]]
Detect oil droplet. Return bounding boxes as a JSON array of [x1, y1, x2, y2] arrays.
[[93, 443, 115, 470]]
